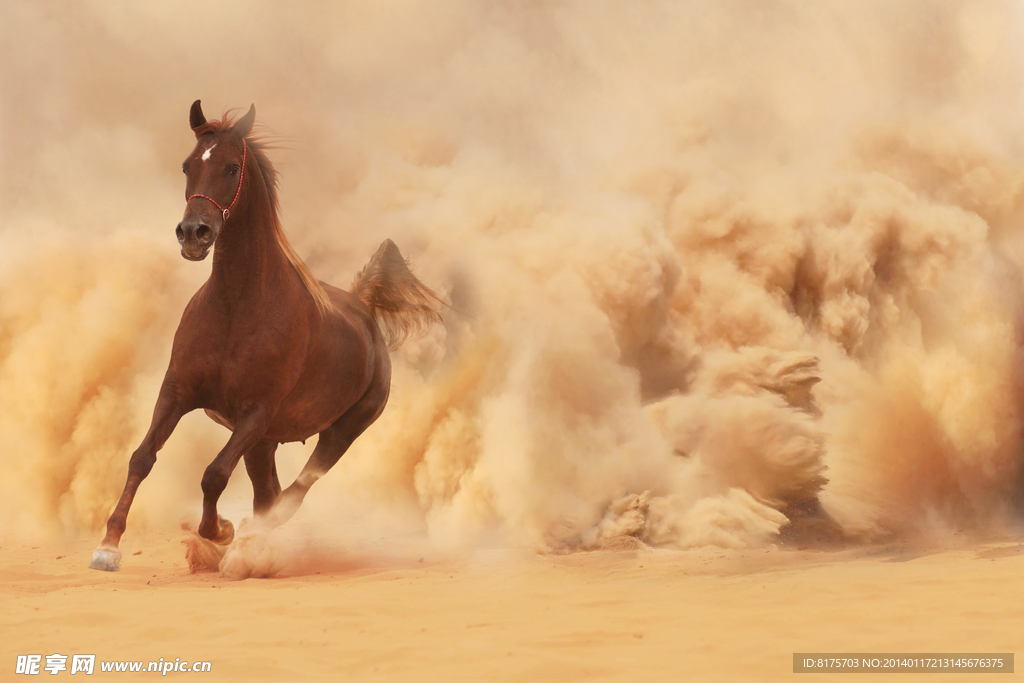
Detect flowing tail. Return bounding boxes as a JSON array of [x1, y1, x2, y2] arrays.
[[350, 239, 445, 351]]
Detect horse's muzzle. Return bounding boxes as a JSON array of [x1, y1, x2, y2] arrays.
[[176, 217, 217, 261], [180, 244, 210, 261]]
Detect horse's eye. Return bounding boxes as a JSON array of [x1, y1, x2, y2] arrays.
[[182, 162, 188, 175], [226, 164, 239, 177]]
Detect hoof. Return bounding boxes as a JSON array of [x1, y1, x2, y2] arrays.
[[214, 516, 235, 545], [198, 515, 235, 545], [89, 547, 122, 572]]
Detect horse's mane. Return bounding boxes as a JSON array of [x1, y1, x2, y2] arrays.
[[195, 111, 334, 316]]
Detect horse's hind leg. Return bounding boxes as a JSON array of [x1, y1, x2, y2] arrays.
[[243, 440, 281, 515], [263, 384, 387, 529]]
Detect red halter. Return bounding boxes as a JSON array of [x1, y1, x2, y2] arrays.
[[188, 140, 247, 220]]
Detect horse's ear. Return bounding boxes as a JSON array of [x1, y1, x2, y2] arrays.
[[233, 104, 256, 138], [189, 100, 206, 132]]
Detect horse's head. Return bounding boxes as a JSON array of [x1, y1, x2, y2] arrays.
[[176, 100, 255, 261]]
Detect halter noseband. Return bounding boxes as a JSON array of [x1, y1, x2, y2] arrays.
[[187, 140, 247, 220]]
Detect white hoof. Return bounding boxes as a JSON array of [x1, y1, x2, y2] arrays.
[[89, 547, 122, 572]]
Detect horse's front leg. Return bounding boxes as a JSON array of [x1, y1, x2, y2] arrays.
[[197, 403, 270, 543], [90, 384, 191, 571]]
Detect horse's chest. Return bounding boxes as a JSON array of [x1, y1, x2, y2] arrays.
[[194, 321, 304, 406], [220, 332, 300, 385]]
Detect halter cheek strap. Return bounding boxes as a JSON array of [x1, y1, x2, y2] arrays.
[[187, 140, 247, 220]]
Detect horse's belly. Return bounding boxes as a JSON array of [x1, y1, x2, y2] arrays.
[[204, 409, 234, 430], [265, 399, 350, 443], [204, 404, 347, 443]]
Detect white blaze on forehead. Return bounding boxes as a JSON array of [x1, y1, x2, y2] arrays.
[[201, 143, 217, 161]]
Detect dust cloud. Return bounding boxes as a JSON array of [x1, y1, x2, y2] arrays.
[[3, 1, 1024, 555]]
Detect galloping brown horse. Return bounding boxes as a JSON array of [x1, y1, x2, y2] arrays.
[[90, 101, 443, 571]]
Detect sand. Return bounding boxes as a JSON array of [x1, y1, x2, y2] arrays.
[[3, 534, 1021, 682]]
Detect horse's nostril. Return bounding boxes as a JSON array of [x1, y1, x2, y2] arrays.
[[175, 225, 185, 243], [196, 225, 212, 243]]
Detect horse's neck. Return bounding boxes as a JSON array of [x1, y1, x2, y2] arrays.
[[210, 186, 295, 311]]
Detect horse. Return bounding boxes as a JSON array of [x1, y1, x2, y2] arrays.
[[89, 100, 443, 572]]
